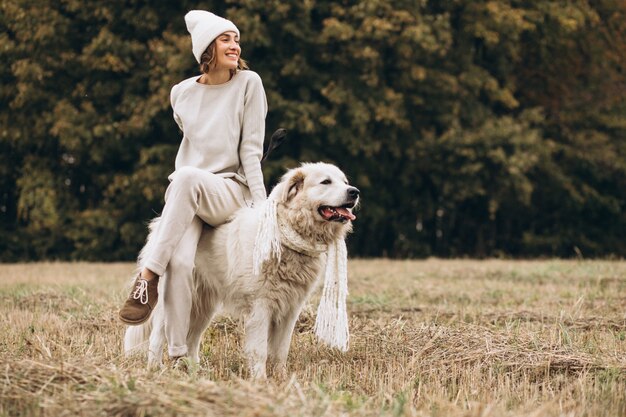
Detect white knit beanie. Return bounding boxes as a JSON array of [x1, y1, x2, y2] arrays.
[[184, 10, 240, 63]]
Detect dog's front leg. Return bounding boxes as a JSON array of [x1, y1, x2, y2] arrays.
[[268, 307, 300, 380], [244, 301, 271, 380]]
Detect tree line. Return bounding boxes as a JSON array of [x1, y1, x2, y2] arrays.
[[1, 0, 625, 261]]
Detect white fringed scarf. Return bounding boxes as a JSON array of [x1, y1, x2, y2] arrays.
[[252, 199, 349, 351]]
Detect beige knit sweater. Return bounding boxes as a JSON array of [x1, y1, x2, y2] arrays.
[[169, 70, 268, 204]]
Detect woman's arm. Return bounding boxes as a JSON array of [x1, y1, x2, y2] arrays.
[[170, 82, 184, 131], [239, 72, 268, 204]]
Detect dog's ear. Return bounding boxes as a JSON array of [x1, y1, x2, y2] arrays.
[[270, 168, 305, 203], [285, 169, 305, 201]]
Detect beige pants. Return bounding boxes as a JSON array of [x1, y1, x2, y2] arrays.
[[144, 166, 251, 357]]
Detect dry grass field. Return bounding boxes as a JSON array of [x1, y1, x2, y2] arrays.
[[0, 259, 625, 416]]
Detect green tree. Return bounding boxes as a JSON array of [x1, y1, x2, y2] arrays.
[[1, 0, 624, 260], [0, 0, 194, 259]]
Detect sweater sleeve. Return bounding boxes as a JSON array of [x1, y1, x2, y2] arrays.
[[170, 82, 184, 131], [239, 72, 268, 204]]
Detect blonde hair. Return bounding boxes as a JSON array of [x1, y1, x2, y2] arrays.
[[199, 42, 248, 75]]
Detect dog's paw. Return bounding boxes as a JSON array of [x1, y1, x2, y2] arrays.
[[249, 363, 268, 381], [146, 360, 163, 371], [270, 363, 288, 382], [147, 354, 164, 371], [171, 356, 199, 376]]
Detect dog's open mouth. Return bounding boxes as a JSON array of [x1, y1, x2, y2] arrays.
[[318, 204, 356, 222]]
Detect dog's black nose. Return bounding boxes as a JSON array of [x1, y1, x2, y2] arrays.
[[347, 187, 360, 199]]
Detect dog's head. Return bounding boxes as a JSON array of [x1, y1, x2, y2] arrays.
[[269, 163, 359, 240]]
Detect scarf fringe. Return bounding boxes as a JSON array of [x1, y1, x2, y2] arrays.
[[252, 199, 281, 276], [252, 198, 350, 351], [313, 240, 349, 351]]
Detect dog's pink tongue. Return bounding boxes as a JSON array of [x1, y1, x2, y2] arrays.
[[321, 207, 335, 220], [337, 207, 356, 221]]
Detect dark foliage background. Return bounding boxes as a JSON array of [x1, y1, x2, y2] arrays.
[[1, 0, 625, 260]]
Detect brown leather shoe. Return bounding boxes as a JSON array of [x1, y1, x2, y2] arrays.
[[119, 274, 159, 325]]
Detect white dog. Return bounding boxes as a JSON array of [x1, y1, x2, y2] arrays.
[[124, 162, 359, 379]]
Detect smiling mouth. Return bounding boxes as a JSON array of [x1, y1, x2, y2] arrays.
[[318, 203, 356, 222]]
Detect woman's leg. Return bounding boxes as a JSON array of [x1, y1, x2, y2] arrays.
[[120, 167, 247, 325], [144, 167, 246, 276], [120, 167, 207, 324], [156, 169, 247, 357], [163, 216, 203, 358]]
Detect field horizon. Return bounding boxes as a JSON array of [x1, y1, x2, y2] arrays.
[[1, 259, 625, 416]]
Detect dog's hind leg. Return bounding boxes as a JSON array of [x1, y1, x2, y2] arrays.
[[244, 301, 271, 380], [147, 305, 166, 369], [186, 308, 215, 364], [268, 306, 301, 380]]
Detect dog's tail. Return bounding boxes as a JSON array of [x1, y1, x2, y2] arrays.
[[124, 321, 153, 355], [136, 216, 161, 272], [123, 216, 161, 356]]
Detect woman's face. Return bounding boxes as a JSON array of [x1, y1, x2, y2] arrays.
[[213, 31, 241, 71]]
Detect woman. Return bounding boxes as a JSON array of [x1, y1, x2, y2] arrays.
[[119, 10, 267, 359]]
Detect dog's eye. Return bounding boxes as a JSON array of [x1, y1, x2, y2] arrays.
[[320, 179, 332, 185]]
